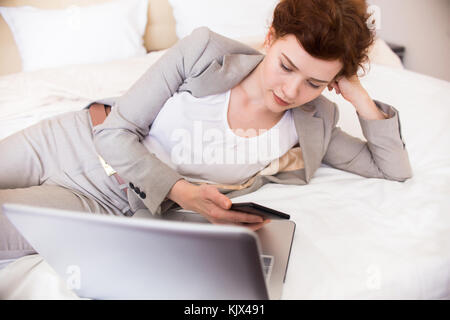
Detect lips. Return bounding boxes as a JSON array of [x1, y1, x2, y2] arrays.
[[273, 92, 290, 106]]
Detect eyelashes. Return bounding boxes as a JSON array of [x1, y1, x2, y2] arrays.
[[280, 62, 291, 72], [308, 82, 320, 89], [279, 61, 320, 89]]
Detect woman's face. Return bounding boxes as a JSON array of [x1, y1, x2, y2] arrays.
[[259, 29, 343, 113]]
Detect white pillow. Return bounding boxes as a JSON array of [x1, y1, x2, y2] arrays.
[[368, 38, 404, 69], [167, 0, 278, 41], [0, 0, 148, 72]]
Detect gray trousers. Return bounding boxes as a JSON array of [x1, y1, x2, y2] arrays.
[[0, 109, 138, 260]]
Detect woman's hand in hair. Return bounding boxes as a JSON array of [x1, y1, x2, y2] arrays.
[[328, 75, 388, 120], [327, 74, 367, 105], [168, 179, 271, 231]]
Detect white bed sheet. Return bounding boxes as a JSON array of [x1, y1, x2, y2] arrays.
[[0, 51, 449, 300]]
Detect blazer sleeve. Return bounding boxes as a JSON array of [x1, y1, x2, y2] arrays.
[[322, 100, 413, 182], [91, 27, 216, 215]]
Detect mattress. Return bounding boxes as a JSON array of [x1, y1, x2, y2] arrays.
[[0, 50, 449, 299]]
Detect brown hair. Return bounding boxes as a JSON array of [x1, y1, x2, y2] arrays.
[[270, 0, 376, 79]]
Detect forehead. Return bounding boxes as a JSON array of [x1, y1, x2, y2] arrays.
[[274, 34, 343, 81]]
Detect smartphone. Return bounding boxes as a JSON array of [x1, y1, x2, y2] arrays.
[[230, 202, 290, 220]]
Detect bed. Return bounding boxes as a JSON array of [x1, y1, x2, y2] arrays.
[[0, 0, 449, 300]]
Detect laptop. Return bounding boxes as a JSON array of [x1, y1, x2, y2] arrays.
[[2, 203, 295, 300]]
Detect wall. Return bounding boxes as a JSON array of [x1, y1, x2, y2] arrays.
[[367, 0, 450, 81]]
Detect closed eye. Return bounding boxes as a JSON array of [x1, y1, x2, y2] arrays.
[[308, 81, 320, 89], [280, 62, 292, 72], [280, 60, 321, 89]]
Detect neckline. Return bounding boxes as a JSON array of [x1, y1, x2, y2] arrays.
[[223, 89, 288, 140]]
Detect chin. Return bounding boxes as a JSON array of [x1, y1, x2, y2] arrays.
[[272, 99, 291, 113], [265, 92, 287, 113], [271, 103, 288, 113]]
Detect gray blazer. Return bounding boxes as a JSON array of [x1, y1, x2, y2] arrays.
[[87, 27, 412, 215]]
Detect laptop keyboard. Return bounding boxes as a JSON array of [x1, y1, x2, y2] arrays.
[[261, 255, 274, 281]]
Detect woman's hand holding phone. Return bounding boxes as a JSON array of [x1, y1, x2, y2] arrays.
[[168, 179, 271, 231]]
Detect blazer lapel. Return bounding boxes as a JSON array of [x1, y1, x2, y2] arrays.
[[291, 105, 324, 182], [182, 53, 265, 97]]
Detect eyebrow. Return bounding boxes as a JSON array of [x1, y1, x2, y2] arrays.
[[281, 53, 330, 84]]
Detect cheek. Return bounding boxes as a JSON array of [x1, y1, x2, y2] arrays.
[[263, 63, 283, 86], [295, 86, 325, 105]]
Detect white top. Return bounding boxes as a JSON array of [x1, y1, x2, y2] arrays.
[[142, 89, 299, 185]]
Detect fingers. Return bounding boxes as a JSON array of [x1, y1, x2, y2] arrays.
[[333, 81, 341, 94], [210, 218, 272, 232], [328, 81, 341, 95], [203, 185, 231, 210], [201, 185, 264, 224], [210, 207, 264, 224], [243, 219, 272, 231]]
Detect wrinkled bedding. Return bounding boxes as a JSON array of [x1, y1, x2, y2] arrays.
[[0, 50, 449, 299]]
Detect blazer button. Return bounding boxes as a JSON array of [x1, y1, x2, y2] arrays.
[[135, 187, 141, 194], [129, 182, 135, 190], [139, 192, 146, 199]]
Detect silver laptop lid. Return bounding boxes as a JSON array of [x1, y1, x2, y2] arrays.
[[3, 203, 269, 300], [158, 208, 296, 300]]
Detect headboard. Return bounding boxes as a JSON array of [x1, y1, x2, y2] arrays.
[[0, 0, 178, 76]]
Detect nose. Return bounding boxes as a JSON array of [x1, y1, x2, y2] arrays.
[[282, 77, 302, 102]]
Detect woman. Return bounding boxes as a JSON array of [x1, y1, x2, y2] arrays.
[[0, 0, 412, 260]]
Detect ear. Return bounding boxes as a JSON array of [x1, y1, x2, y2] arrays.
[[264, 26, 276, 49]]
